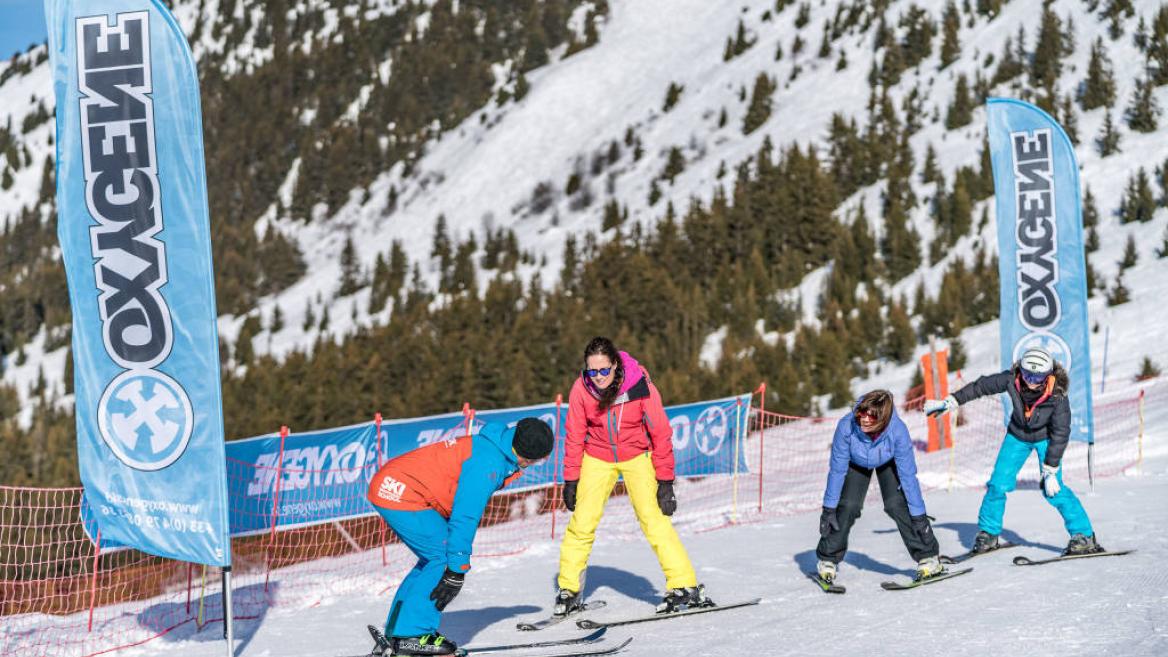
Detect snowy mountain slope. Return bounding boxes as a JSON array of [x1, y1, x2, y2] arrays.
[[2, 0, 1168, 422]]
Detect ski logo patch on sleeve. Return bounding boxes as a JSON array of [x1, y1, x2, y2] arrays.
[[376, 475, 407, 503]]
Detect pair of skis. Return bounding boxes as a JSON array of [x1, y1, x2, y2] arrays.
[[361, 625, 629, 657], [517, 597, 762, 631], [808, 567, 972, 593], [809, 544, 1134, 593], [357, 596, 762, 656], [942, 542, 1134, 567]]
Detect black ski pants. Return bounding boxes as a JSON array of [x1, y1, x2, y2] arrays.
[[815, 461, 939, 564]]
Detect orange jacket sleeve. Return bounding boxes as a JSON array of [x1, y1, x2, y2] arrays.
[[644, 382, 675, 480]]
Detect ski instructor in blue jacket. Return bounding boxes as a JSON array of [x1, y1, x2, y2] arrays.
[[815, 390, 942, 585], [366, 419, 554, 656]]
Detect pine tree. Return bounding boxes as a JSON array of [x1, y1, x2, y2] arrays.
[[662, 146, 686, 183], [1029, 5, 1064, 95], [940, 1, 961, 68], [1150, 5, 1168, 85], [1095, 109, 1121, 157], [1119, 168, 1156, 223], [601, 199, 624, 231], [991, 34, 1024, 86], [1083, 187, 1101, 253], [922, 143, 940, 183], [883, 298, 917, 364], [1058, 94, 1079, 145], [1125, 77, 1160, 132], [1137, 357, 1162, 380], [742, 73, 776, 135], [1105, 0, 1134, 40], [1079, 37, 1117, 110], [1156, 225, 1168, 258], [303, 300, 315, 331], [945, 73, 974, 129], [1118, 234, 1139, 270], [818, 21, 832, 58], [270, 304, 284, 332], [899, 5, 936, 68], [1106, 274, 1130, 306], [339, 235, 361, 296], [663, 82, 684, 112]]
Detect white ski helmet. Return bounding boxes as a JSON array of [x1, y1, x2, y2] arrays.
[[1019, 347, 1054, 384]]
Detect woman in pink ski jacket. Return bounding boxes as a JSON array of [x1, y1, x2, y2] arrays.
[[552, 336, 714, 619]]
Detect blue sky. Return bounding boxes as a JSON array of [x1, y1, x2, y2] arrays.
[[0, 0, 48, 60]]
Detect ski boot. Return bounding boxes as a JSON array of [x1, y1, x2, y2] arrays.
[[816, 559, 838, 584], [914, 555, 945, 581], [1063, 533, 1104, 556], [553, 588, 582, 617], [655, 583, 715, 613], [390, 633, 459, 656], [971, 530, 999, 554]]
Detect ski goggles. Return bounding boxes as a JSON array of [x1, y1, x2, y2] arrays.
[[1020, 369, 1050, 385], [584, 367, 614, 378]]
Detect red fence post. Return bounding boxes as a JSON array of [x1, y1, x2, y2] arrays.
[[87, 529, 101, 633], [756, 382, 766, 514], [265, 425, 289, 593]]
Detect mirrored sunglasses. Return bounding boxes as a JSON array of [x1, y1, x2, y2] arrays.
[[584, 367, 613, 378]]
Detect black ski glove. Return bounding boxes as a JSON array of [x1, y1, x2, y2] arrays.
[[562, 480, 578, 512], [429, 569, 465, 611], [910, 514, 934, 544], [819, 507, 840, 537], [656, 480, 677, 516]]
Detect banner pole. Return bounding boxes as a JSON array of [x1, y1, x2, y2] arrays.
[[222, 565, 234, 655]]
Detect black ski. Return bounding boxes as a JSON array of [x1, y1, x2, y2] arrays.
[[1013, 549, 1134, 566], [575, 598, 761, 629], [463, 628, 610, 654], [466, 636, 630, 657], [880, 567, 972, 591], [806, 572, 845, 594], [939, 542, 1018, 565], [517, 600, 608, 631]]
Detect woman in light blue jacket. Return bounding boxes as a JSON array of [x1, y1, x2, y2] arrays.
[[814, 390, 941, 584]]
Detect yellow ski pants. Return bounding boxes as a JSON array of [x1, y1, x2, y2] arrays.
[[557, 452, 697, 592]]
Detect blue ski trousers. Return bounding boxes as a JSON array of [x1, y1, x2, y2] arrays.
[[376, 508, 449, 637], [977, 434, 1093, 537]]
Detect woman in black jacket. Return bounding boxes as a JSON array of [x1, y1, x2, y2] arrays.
[[925, 347, 1099, 556]]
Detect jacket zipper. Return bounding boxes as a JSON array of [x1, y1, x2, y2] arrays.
[[605, 404, 624, 461]]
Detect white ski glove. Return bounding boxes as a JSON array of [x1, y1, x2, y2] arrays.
[[923, 395, 958, 417], [1041, 463, 1061, 497]]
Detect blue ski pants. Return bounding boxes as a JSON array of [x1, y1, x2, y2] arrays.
[[376, 508, 449, 637], [977, 434, 1093, 537]]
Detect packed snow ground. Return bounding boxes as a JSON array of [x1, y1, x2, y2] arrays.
[[112, 456, 1168, 657]]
